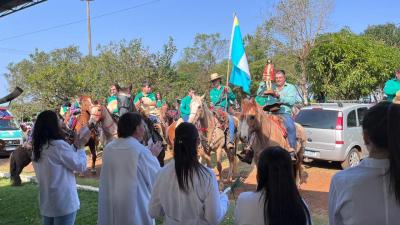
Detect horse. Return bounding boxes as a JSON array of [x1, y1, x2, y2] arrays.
[[89, 100, 167, 166], [89, 103, 118, 146], [238, 98, 307, 185], [64, 95, 99, 173], [188, 94, 238, 182]]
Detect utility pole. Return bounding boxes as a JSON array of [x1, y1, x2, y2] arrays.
[[83, 0, 94, 56]]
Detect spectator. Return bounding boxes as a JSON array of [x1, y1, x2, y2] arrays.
[[235, 146, 311, 225], [98, 112, 162, 225], [32, 110, 89, 225], [149, 122, 229, 225], [329, 101, 400, 225]]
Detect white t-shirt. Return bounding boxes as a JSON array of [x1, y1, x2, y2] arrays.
[[329, 157, 400, 225], [32, 139, 87, 217], [235, 191, 312, 225], [149, 160, 229, 225]]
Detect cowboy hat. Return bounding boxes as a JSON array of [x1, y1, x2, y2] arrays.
[[210, 73, 222, 82], [263, 97, 283, 112]]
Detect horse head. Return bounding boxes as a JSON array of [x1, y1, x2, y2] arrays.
[[188, 94, 206, 123], [238, 97, 261, 143], [80, 95, 93, 115], [89, 103, 104, 127]]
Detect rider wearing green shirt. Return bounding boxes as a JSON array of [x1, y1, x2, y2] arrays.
[[270, 70, 298, 156], [156, 92, 166, 108], [209, 73, 236, 149], [134, 81, 157, 117], [107, 84, 120, 116], [180, 88, 195, 122], [384, 68, 400, 102]]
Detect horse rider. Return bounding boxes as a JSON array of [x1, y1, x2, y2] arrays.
[[269, 70, 298, 159], [180, 88, 195, 122], [68, 96, 81, 130], [107, 83, 120, 117], [383, 67, 400, 102], [209, 72, 236, 150], [156, 92, 167, 109], [134, 81, 167, 144]]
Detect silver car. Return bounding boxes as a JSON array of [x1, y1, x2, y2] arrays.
[[295, 103, 371, 169]]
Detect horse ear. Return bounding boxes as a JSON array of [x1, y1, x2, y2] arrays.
[[200, 94, 206, 100]]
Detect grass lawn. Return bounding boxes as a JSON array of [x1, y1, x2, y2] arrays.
[[0, 178, 328, 225]]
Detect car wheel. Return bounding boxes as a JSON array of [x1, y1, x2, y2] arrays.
[[341, 148, 360, 169]]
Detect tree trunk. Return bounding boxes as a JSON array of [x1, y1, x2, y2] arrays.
[[299, 59, 309, 105]]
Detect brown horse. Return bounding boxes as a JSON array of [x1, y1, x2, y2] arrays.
[[188, 94, 238, 182], [64, 96, 99, 173], [238, 98, 307, 185], [89, 101, 166, 166]]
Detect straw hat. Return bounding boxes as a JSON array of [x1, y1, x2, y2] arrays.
[[210, 73, 222, 82]]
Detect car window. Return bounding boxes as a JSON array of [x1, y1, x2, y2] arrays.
[[295, 109, 338, 129], [357, 107, 368, 126], [347, 110, 357, 127]]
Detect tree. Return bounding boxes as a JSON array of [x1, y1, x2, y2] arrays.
[[177, 33, 229, 94], [363, 23, 400, 48], [270, 0, 333, 104], [308, 30, 400, 100]]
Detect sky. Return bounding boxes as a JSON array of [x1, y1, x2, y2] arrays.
[[0, 0, 399, 98]]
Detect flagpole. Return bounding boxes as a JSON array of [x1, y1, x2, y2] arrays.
[[225, 12, 236, 112]]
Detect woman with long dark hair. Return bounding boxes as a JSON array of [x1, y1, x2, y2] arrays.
[[32, 110, 89, 225], [149, 122, 229, 224], [235, 146, 311, 225], [329, 101, 400, 225]]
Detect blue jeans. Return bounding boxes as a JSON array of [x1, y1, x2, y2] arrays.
[[149, 114, 160, 124], [182, 114, 189, 122], [228, 115, 234, 143], [281, 114, 296, 149], [43, 211, 77, 225]]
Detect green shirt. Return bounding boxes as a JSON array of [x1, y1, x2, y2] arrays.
[[107, 95, 119, 114], [210, 85, 236, 109], [134, 92, 156, 103], [180, 95, 192, 117], [156, 99, 166, 108], [275, 82, 298, 115], [255, 81, 277, 107], [384, 78, 400, 102]]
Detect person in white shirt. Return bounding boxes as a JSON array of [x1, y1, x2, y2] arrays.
[[329, 101, 400, 225], [98, 112, 163, 225], [235, 146, 312, 225], [32, 110, 90, 225], [149, 122, 229, 225]]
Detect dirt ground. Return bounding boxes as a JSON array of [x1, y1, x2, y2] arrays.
[[0, 150, 340, 217]]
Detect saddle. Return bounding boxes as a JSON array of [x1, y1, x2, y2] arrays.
[[212, 108, 229, 131], [269, 115, 288, 138]]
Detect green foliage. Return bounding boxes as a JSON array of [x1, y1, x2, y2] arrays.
[[363, 23, 400, 48], [308, 30, 400, 99]]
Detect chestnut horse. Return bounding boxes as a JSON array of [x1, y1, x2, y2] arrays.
[[238, 98, 307, 185], [63, 95, 99, 173]]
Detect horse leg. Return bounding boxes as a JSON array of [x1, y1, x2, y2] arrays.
[[10, 152, 21, 186], [88, 138, 97, 174], [157, 146, 166, 167], [216, 147, 223, 182]]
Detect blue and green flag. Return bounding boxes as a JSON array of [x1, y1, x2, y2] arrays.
[[229, 15, 251, 94]]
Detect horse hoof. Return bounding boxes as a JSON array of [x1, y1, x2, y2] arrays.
[[90, 168, 96, 174]]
